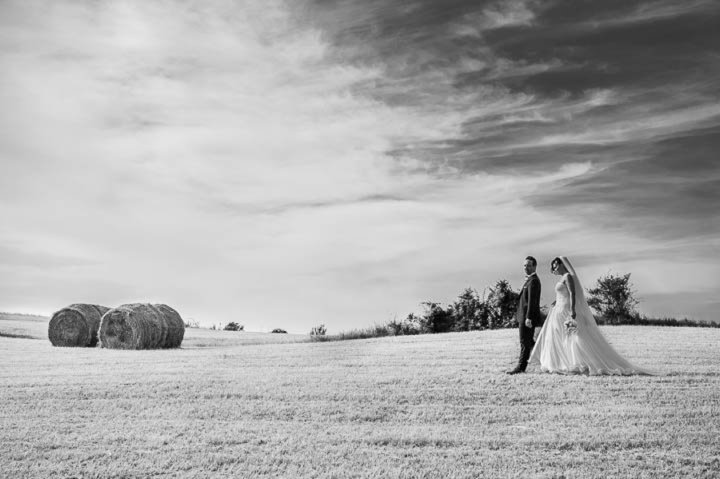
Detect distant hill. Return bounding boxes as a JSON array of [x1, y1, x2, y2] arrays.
[[0, 312, 49, 340]]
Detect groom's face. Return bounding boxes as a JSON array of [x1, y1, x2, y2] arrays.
[[523, 259, 536, 275]]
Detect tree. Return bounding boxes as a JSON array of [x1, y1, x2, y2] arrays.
[[485, 280, 520, 329], [586, 273, 639, 324], [418, 302, 455, 333], [450, 287, 487, 331], [223, 322, 244, 331]]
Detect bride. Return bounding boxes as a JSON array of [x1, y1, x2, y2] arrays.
[[528, 256, 650, 375]]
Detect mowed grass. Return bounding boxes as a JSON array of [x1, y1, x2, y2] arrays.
[[1, 318, 718, 478]]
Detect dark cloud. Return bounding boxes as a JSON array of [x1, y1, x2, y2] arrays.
[[296, 0, 496, 103], [298, 0, 720, 245], [304, 0, 720, 98], [483, 2, 720, 97], [527, 126, 720, 240]]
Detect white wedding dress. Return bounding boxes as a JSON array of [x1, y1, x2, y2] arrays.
[[528, 257, 649, 376]]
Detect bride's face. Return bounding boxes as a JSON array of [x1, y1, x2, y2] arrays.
[[551, 261, 563, 275]]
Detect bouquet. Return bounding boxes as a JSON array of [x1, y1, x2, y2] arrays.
[[564, 318, 578, 334]]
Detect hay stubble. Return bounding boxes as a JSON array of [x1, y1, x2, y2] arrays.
[[1, 326, 718, 478]]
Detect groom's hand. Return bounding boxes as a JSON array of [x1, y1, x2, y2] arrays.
[[525, 318, 532, 328]]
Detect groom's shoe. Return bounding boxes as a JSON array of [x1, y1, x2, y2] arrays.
[[506, 366, 525, 375]]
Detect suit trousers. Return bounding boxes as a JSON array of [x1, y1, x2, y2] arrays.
[[518, 321, 535, 370]]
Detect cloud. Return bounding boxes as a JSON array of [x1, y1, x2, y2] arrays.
[[1, 0, 719, 328], [532, 103, 720, 147], [583, 0, 720, 27], [482, 0, 537, 28], [1, 0, 556, 329]]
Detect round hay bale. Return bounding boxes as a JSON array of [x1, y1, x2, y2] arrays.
[[154, 304, 185, 348], [99, 303, 185, 350], [48, 304, 110, 347]]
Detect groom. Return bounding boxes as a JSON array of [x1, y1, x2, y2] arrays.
[[507, 256, 542, 375]]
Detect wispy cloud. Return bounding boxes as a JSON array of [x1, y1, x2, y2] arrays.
[[582, 0, 720, 27]]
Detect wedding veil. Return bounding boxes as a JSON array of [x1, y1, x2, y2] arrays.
[[558, 256, 596, 327]]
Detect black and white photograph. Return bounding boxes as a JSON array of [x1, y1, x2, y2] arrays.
[[1, 0, 719, 477]]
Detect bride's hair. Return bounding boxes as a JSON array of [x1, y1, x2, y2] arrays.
[[551, 257, 562, 269]]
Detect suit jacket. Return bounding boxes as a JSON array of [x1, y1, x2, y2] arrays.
[[516, 274, 542, 327]]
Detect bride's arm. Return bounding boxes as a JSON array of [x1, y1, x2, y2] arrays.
[[564, 273, 577, 319]]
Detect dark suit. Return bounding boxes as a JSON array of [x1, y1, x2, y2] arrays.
[[515, 273, 542, 371]]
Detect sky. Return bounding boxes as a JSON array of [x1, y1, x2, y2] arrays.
[[1, 0, 719, 332]]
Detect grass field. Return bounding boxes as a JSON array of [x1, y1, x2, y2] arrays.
[[1, 314, 718, 478]]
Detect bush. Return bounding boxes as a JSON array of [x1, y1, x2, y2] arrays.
[[386, 314, 422, 336], [271, 328, 287, 334], [586, 273, 639, 324], [310, 324, 391, 342], [310, 324, 327, 336], [625, 315, 719, 328], [223, 322, 244, 331], [306, 271, 718, 342], [418, 302, 454, 333], [184, 318, 200, 329]]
